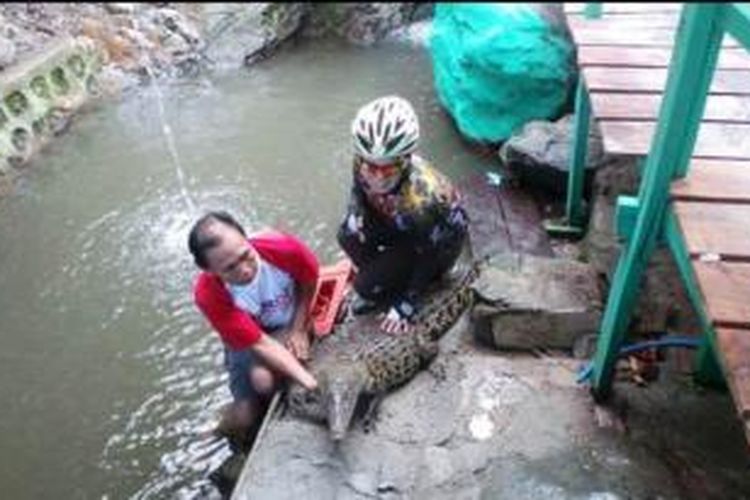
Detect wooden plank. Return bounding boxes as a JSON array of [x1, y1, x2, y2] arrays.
[[569, 26, 679, 47], [569, 26, 739, 48], [674, 202, 750, 260], [583, 67, 750, 95], [671, 159, 750, 202], [716, 328, 750, 425], [599, 121, 750, 159], [692, 262, 750, 328], [568, 15, 679, 32], [577, 46, 750, 69], [458, 174, 511, 258], [457, 174, 553, 258], [565, 3, 682, 15], [590, 93, 750, 122]]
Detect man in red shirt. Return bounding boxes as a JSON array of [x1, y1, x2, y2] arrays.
[[188, 211, 319, 444]]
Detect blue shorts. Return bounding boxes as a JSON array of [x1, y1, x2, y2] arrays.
[[224, 347, 263, 402]]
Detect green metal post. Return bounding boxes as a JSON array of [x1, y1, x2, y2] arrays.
[[665, 212, 725, 387], [590, 4, 724, 401], [544, 79, 590, 238], [695, 325, 727, 386], [584, 3, 603, 19], [566, 79, 590, 228]]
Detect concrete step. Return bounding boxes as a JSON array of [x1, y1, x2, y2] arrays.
[[471, 252, 603, 351]]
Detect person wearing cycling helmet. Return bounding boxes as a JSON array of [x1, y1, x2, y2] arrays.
[[337, 95, 469, 334]]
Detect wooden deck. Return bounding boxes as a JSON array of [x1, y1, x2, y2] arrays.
[[566, 4, 750, 159], [565, 3, 750, 441]]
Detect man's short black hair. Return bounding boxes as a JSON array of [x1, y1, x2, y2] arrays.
[[188, 211, 247, 270]]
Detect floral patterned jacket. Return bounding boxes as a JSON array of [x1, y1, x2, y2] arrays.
[[344, 154, 468, 253]]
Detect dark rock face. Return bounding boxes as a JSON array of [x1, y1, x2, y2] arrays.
[[499, 114, 605, 197], [303, 3, 424, 46], [199, 3, 309, 71]]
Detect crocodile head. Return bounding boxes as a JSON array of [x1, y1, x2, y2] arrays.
[[322, 362, 368, 441]]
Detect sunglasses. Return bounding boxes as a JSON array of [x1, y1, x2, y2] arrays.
[[360, 157, 406, 176]]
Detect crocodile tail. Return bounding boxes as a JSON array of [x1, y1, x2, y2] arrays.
[[463, 256, 487, 287], [445, 256, 485, 298]]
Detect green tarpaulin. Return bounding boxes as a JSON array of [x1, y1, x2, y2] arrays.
[[429, 3, 574, 143]]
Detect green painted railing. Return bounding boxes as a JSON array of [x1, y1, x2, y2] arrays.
[[542, 3, 600, 237], [583, 3, 750, 400]]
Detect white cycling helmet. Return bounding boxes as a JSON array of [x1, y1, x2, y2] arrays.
[[351, 95, 420, 165]]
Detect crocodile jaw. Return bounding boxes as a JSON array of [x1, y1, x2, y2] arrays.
[[325, 366, 366, 441], [329, 390, 356, 441]]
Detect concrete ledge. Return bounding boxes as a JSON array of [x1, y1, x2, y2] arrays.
[[233, 343, 750, 499]]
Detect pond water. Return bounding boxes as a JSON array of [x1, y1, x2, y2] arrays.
[[0, 36, 498, 499]]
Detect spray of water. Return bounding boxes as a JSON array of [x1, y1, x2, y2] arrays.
[[143, 63, 198, 214]]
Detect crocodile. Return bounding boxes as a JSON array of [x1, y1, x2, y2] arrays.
[[288, 258, 506, 441]]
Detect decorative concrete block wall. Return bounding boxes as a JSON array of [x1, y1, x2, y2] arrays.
[[0, 37, 102, 177]]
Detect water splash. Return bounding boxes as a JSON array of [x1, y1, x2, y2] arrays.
[[143, 63, 197, 214], [384, 20, 433, 47]]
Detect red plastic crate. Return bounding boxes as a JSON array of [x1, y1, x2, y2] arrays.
[[311, 258, 354, 337]]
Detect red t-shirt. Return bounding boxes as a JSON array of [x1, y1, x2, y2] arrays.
[[193, 230, 319, 350]]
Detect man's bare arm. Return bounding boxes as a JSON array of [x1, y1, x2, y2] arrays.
[[251, 333, 317, 390]]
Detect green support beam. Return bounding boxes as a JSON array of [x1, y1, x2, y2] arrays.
[[590, 4, 724, 401], [545, 3, 603, 239], [566, 79, 590, 229], [584, 3, 603, 19], [615, 195, 670, 246], [544, 79, 590, 238], [724, 3, 750, 49], [664, 212, 726, 387], [614, 196, 638, 242]]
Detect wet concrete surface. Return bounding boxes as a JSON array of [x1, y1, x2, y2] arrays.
[[458, 172, 554, 260], [234, 317, 750, 499]]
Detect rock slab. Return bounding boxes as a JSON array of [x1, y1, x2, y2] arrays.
[[233, 327, 750, 499]]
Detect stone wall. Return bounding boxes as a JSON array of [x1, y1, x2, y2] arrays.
[[581, 156, 702, 337]]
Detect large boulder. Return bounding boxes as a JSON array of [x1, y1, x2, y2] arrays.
[[196, 3, 309, 70], [429, 3, 575, 143]]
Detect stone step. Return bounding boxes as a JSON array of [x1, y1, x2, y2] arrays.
[[471, 253, 603, 351]]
